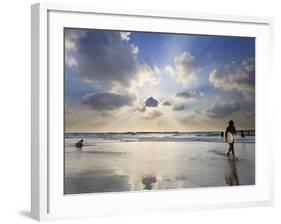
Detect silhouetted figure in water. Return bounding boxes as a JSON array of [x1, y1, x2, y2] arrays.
[[241, 130, 245, 138], [225, 120, 236, 158], [76, 139, 84, 149], [220, 132, 224, 138]]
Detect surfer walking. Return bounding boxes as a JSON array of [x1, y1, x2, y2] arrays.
[[225, 120, 236, 158]]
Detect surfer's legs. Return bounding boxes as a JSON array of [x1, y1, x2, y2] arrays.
[[227, 143, 235, 158], [231, 143, 235, 157], [227, 144, 231, 157]]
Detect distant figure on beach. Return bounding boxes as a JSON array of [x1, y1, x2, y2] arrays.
[[76, 139, 84, 149], [225, 120, 236, 158], [241, 130, 245, 138], [220, 132, 224, 138]]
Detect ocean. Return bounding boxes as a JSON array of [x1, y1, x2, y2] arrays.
[[65, 131, 255, 148]]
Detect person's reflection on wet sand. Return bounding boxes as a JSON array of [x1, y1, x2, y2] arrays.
[[225, 159, 239, 186], [142, 175, 157, 190]]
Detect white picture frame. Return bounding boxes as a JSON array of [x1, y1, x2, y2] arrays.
[[31, 2, 274, 221]]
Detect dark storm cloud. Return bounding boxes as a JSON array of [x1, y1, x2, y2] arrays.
[[176, 90, 197, 99], [206, 101, 240, 118], [82, 92, 135, 111], [173, 104, 185, 111], [162, 101, 172, 106], [145, 97, 159, 107], [66, 29, 138, 87]]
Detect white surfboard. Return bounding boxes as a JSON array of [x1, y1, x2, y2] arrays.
[[224, 131, 234, 144]]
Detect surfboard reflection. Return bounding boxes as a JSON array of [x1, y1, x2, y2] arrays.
[[225, 159, 239, 186]]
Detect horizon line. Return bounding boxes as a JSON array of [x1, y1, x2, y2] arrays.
[[65, 129, 256, 134]]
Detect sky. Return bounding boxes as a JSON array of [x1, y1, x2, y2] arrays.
[[64, 28, 255, 133]]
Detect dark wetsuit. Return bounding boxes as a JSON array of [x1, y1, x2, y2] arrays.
[[76, 141, 83, 148]]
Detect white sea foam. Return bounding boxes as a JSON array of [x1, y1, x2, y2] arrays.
[[65, 131, 255, 149]]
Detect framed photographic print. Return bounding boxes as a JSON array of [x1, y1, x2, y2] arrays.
[[31, 2, 274, 221]]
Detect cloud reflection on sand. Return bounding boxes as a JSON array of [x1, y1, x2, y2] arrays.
[[142, 175, 158, 190]]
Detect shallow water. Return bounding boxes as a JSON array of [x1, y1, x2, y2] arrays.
[[64, 141, 255, 194]]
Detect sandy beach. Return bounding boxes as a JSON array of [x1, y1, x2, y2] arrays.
[[64, 139, 255, 194]]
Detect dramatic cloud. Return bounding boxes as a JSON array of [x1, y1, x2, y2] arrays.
[[65, 29, 87, 67], [173, 104, 185, 111], [176, 90, 199, 99], [82, 92, 135, 111], [130, 44, 139, 55], [145, 97, 159, 107], [120, 32, 139, 54], [206, 101, 240, 118], [120, 32, 131, 41], [65, 29, 139, 87], [162, 101, 171, 106], [209, 58, 255, 101], [64, 29, 255, 132], [133, 105, 146, 112], [65, 29, 161, 90], [100, 111, 111, 117], [137, 64, 161, 86], [165, 52, 200, 86], [144, 110, 163, 119]]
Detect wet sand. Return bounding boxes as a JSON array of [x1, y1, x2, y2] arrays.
[[64, 141, 255, 194]]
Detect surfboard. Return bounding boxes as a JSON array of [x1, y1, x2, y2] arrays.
[[224, 131, 234, 144]]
